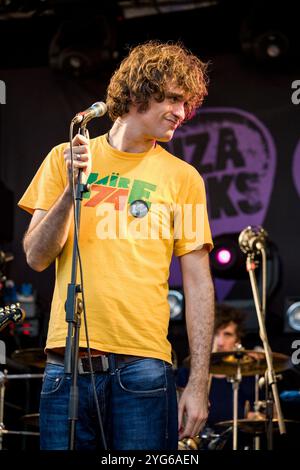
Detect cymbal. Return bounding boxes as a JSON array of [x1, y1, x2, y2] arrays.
[[21, 413, 39, 428], [209, 350, 290, 376], [11, 348, 46, 369], [216, 418, 300, 434]]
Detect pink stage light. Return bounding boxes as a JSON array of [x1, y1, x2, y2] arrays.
[[216, 248, 232, 265]]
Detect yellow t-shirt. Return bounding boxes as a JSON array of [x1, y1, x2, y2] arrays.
[[18, 134, 213, 363]]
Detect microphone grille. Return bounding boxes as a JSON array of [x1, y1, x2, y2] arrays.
[[92, 101, 107, 117], [238, 226, 253, 253]]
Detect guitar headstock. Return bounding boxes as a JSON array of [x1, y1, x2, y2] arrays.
[[0, 303, 25, 332]]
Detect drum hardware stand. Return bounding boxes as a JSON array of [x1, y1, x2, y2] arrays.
[[0, 370, 43, 449], [228, 346, 243, 450], [239, 226, 286, 450], [253, 374, 261, 450], [0, 370, 6, 450]]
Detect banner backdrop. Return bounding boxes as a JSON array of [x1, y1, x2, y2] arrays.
[[166, 107, 277, 299]]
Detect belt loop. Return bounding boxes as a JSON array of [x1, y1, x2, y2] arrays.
[[108, 353, 116, 372]]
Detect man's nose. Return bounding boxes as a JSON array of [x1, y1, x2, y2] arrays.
[[172, 102, 185, 121]]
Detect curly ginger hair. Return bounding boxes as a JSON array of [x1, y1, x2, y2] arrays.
[[106, 41, 208, 122]]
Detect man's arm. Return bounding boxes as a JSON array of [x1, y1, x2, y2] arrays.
[[178, 247, 215, 439], [23, 188, 73, 271], [23, 133, 91, 272]]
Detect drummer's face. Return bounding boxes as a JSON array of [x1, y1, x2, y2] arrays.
[[214, 321, 239, 352]]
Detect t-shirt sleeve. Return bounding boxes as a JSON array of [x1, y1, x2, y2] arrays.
[[18, 143, 68, 215], [173, 167, 213, 257]]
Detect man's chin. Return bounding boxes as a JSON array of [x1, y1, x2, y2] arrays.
[[156, 132, 175, 142]]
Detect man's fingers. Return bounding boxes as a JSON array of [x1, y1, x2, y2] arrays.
[[64, 146, 89, 160], [179, 412, 207, 440], [71, 154, 89, 162], [177, 402, 184, 433], [63, 133, 90, 163], [72, 133, 89, 145], [66, 160, 89, 170], [178, 408, 195, 439], [180, 424, 192, 440], [71, 145, 89, 154], [191, 418, 206, 438]]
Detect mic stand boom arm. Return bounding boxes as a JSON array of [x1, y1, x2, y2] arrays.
[[246, 250, 286, 449]]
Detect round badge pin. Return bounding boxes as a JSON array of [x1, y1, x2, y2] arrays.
[[129, 200, 149, 218]]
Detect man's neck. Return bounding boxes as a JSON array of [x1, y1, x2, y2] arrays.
[[108, 117, 156, 153]]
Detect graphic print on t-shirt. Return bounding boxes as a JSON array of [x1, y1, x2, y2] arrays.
[[83, 171, 157, 211]]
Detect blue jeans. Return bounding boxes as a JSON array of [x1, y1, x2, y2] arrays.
[[39, 357, 178, 450]]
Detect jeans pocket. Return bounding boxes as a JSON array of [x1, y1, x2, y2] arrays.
[[117, 359, 167, 396], [41, 364, 67, 396]]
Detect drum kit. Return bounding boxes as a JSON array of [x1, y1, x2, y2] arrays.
[[0, 348, 45, 449], [179, 348, 300, 450]]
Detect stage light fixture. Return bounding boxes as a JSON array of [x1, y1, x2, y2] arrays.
[[210, 232, 281, 297], [49, 14, 117, 76], [253, 30, 289, 62], [216, 248, 232, 266], [239, 3, 293, 66], [210, 233, 248, 280], [284, 297, 300, 333]]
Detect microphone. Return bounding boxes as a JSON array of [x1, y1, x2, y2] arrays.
[[0, 303, 25, 332], [238, 225, 268, 254], [72, 101, 107, 125]]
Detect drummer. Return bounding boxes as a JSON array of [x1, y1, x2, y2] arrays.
[[177, 304, 257, 428]]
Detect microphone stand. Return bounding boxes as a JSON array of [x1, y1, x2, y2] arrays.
[[64, 124, 89, 450], [246, 249, 286, 449]]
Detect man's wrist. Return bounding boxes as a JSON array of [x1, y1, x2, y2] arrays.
[[188, 374, 209, 389]]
